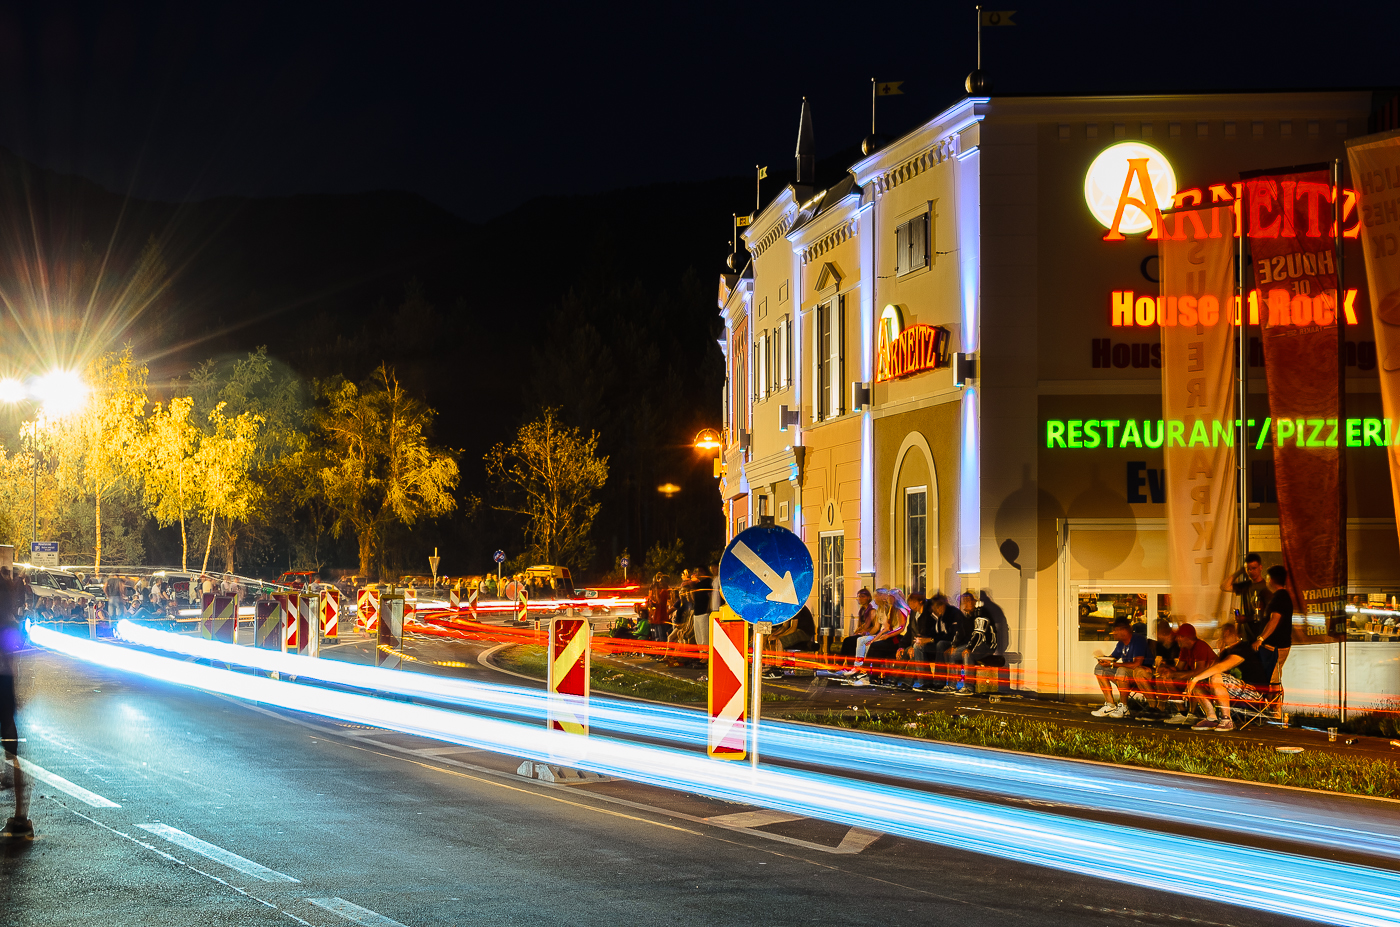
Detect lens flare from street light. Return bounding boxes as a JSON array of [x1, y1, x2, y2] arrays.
[[693, 428, 721, 451], [0, 378, 25, 405], [33, 369, 86, 418], [657, 482, 681, 497]]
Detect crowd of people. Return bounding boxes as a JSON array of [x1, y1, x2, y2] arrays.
[[1088, 554, 1293, 731], [609, 566, 721, 663]]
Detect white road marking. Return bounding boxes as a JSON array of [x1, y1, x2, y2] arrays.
[[836, 826, 883, 853], [706, 809, 806, 828], [20, 759, 121, 808], [308, 897, 411, 926], [137, 823, 299, 882]]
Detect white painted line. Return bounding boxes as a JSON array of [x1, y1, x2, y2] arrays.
[[836, 826, 883, 854], [706, 809, 806, 828], [20, 759, 120, 808], [308, 897, 411, 926], [137, 824, 299, 883]]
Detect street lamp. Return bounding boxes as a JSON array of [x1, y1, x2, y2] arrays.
[[693, 428, 722, 479], [2, 370, 88, 551]]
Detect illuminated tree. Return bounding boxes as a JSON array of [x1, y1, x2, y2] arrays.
[[482, 408, 608, 573], [315, 365, 458, 579], [143, 396, 200, 570], [193, 402, 263, 574]]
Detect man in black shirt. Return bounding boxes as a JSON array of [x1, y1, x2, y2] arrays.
[[1183, 623, 1271, 733], [1224, 552, 1269, 640], [1253, 564, 1293, 722], [910, 594, 949, 690]]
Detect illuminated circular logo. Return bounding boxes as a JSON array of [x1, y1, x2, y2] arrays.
[[879, 305, 904, 344], [1083, 142, 1176, 235]]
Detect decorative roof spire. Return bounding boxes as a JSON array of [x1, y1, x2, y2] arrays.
[[795, 97, 814, 185]]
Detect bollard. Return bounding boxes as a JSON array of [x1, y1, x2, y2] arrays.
[[320, 589, 340, 640], [707, 606, 748, 759], [210, 594, 237, 644], [254, 599, 281, 650], [547, 617, 589, 736], [377, 594, 404, 668], [199, 592, 216, 640], [301, 594, 318, 658], [356, 587, 379, 633]]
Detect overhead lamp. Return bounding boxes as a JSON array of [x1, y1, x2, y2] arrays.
[[0, 378, 25, 405], [657, 483, 682, 498], [33, 369, 87, 418], [693, 429, 722, 452]]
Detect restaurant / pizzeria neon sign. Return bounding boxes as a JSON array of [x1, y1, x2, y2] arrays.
[[1046, 417, 1399, 450]]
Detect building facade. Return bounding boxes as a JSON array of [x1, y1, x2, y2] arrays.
[[718, 89, 1400, 705]]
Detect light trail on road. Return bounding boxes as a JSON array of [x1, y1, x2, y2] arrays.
[[111, 620, 1400, 863], [33, 624, 1400, 927]]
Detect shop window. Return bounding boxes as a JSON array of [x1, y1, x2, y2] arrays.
[[819, 533, 845, 635], [907, 487, 928, 594], [896, 213, 929, 275], [778, 501, 789, 522]]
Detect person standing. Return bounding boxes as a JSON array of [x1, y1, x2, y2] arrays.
[[1225, 552, 1269, 641], [0, 565, 32, 840], [688, 565, 715, 651], [1254, 565, 1294, 723]]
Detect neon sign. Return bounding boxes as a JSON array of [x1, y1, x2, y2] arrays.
[[877, 323, 951, 381], [1085, 144, 1360, 241], [1045, 417, 1397, 449], [1108, 288, 1360, 327]]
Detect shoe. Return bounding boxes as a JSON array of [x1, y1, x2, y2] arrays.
[[1214, 719, 1235, 732], [1192, 718, 1220, 731], [1, 817, 33, 840], [1090, 702, 1117, 717], [1164, 712, 1195, 725], [761, 669, 784, 680], [953, 686, 972, 696], [847, 674, 871, 687], [1107, 704, 1130, 719], [910, 682, 926, 691]]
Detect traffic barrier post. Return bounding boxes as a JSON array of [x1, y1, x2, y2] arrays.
[[468, 586, 478, 621], [300, 593, 318, 658], [276, 592, 300, 652], [211, 594, 237, 644], [199, 592, 215, 640], [515, 591, 529, 624], [320, 589, 340, 640], [547, 617, 589, 736], [254, 599, 281, 650], [377, 593, 404, 668], [404, 589, 416, 625], [356, 588, 379, 632], [707, 606, 748, 759], [448, 586, 460, 610]]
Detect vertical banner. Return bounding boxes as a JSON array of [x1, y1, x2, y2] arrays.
[[1348, 130, 1400, 564], [1159, 203, 1239, 632], [1246, 168, 1347, 642]]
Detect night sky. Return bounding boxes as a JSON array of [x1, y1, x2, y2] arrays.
[[0, 0, 1395, 222]]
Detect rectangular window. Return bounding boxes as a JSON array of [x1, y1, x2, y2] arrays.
[[896, 213, 929, 275], [782, 317, 793, 387], [907, 487, 927, 595], [819, 533, 845, 635], [731, 320, 748, 435], [830, 295, 844, 417], [816, 302, 831, 420], [778, 501, 789, 522]]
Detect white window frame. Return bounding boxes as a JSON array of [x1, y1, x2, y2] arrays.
[[906, 485, 928, 594]]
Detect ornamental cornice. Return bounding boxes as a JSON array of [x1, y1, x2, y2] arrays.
[[872, 135, 958, 195], [800, 219, 858, 265]]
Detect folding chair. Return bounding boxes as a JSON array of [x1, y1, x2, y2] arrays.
[[1233, 685, 1283, 730]]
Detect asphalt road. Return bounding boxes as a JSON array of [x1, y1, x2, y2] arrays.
[[0, 639, 1367, 927]]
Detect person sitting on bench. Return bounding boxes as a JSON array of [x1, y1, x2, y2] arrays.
[[1183, 623, 1272, 733]]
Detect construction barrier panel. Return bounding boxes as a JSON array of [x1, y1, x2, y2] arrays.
[[707, 606, 748, 760], [467, 586, 478, 621], [276, 592, 300, 652], [515, 591, 529, 623], [378, 594, 404, 669], [210, 594, 237, 644], [199, 592, 216, 640], [448, 586, 460, 610], [300, 594, 318, 658], [546, 617, 589, 736], [404, 588, 417, 624], [356, 588, 379, 632], [254, 600, 281, 650], [320, 589, 340, 640]]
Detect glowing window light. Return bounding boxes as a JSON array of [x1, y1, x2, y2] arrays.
[[30, 624, 1400, 927], [1084, 142, 1177, 236], [33, 369, 87, 418]]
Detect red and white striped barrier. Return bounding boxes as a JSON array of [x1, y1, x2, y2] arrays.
[[547, 617, 589, 736], [276, 592, 300, 652], [448, 586, 460, 610], [708, 607, 748, 760], [321, 589, 340, 640], [301, 594, 318, 658], [468, 586, 478, 621]]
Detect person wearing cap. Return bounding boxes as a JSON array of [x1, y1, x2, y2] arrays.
[[1155, 621, 1217, 724], [837, 588, 876, 658]]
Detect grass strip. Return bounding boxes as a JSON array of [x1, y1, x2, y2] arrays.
[[781, 708, 1400, 800]]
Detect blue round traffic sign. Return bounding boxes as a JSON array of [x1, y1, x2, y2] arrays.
[[619, 556, 630, 569], [494, 550, 506, 564], [719, 525, 814, 625]]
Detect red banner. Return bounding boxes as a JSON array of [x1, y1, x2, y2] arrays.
[[1246, 168, 1347, 643]]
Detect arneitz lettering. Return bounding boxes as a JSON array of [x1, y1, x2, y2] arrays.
[[876, 324, 950, 381]]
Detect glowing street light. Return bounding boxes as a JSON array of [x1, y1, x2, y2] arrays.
[[693, 428, 721, 452], [656, 482, 681, 498], [33, 369, 87, 418], [0, 378, 25, 405]]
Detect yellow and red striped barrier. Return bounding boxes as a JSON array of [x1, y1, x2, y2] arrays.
[[707, 607, 748, 759], [546, 617, 589, 736], [254, 599, 281, 650], [356, 588, 379, 632], [515, 591, 529, 623], [199, 592, 216, 639]]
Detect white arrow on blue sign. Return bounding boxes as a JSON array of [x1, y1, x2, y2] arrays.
[[719, 525, 814, 625], [619, 556, 630, 569], [494, 550, 506, 564]]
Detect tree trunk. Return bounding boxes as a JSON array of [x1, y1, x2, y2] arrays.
[[201, 516, 216, 575], [357, 530, 377, 581], [178, 468, 188, 572], [223, 527, 237, 573], [94, 491, 103, 576]]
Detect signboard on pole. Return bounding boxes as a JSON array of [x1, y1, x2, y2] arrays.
[[718, 525, 814, 625], [429, 548, 441, 584], [30, 541, 58, 568]]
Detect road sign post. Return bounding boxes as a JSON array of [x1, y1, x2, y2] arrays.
[[429, 547, 441, 586], [494, 549, 506, 590], [619, 554, 630, 583], [29, 541, 58, 569], [718, 525, 814, 770], [707, 606, 748, 759]]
